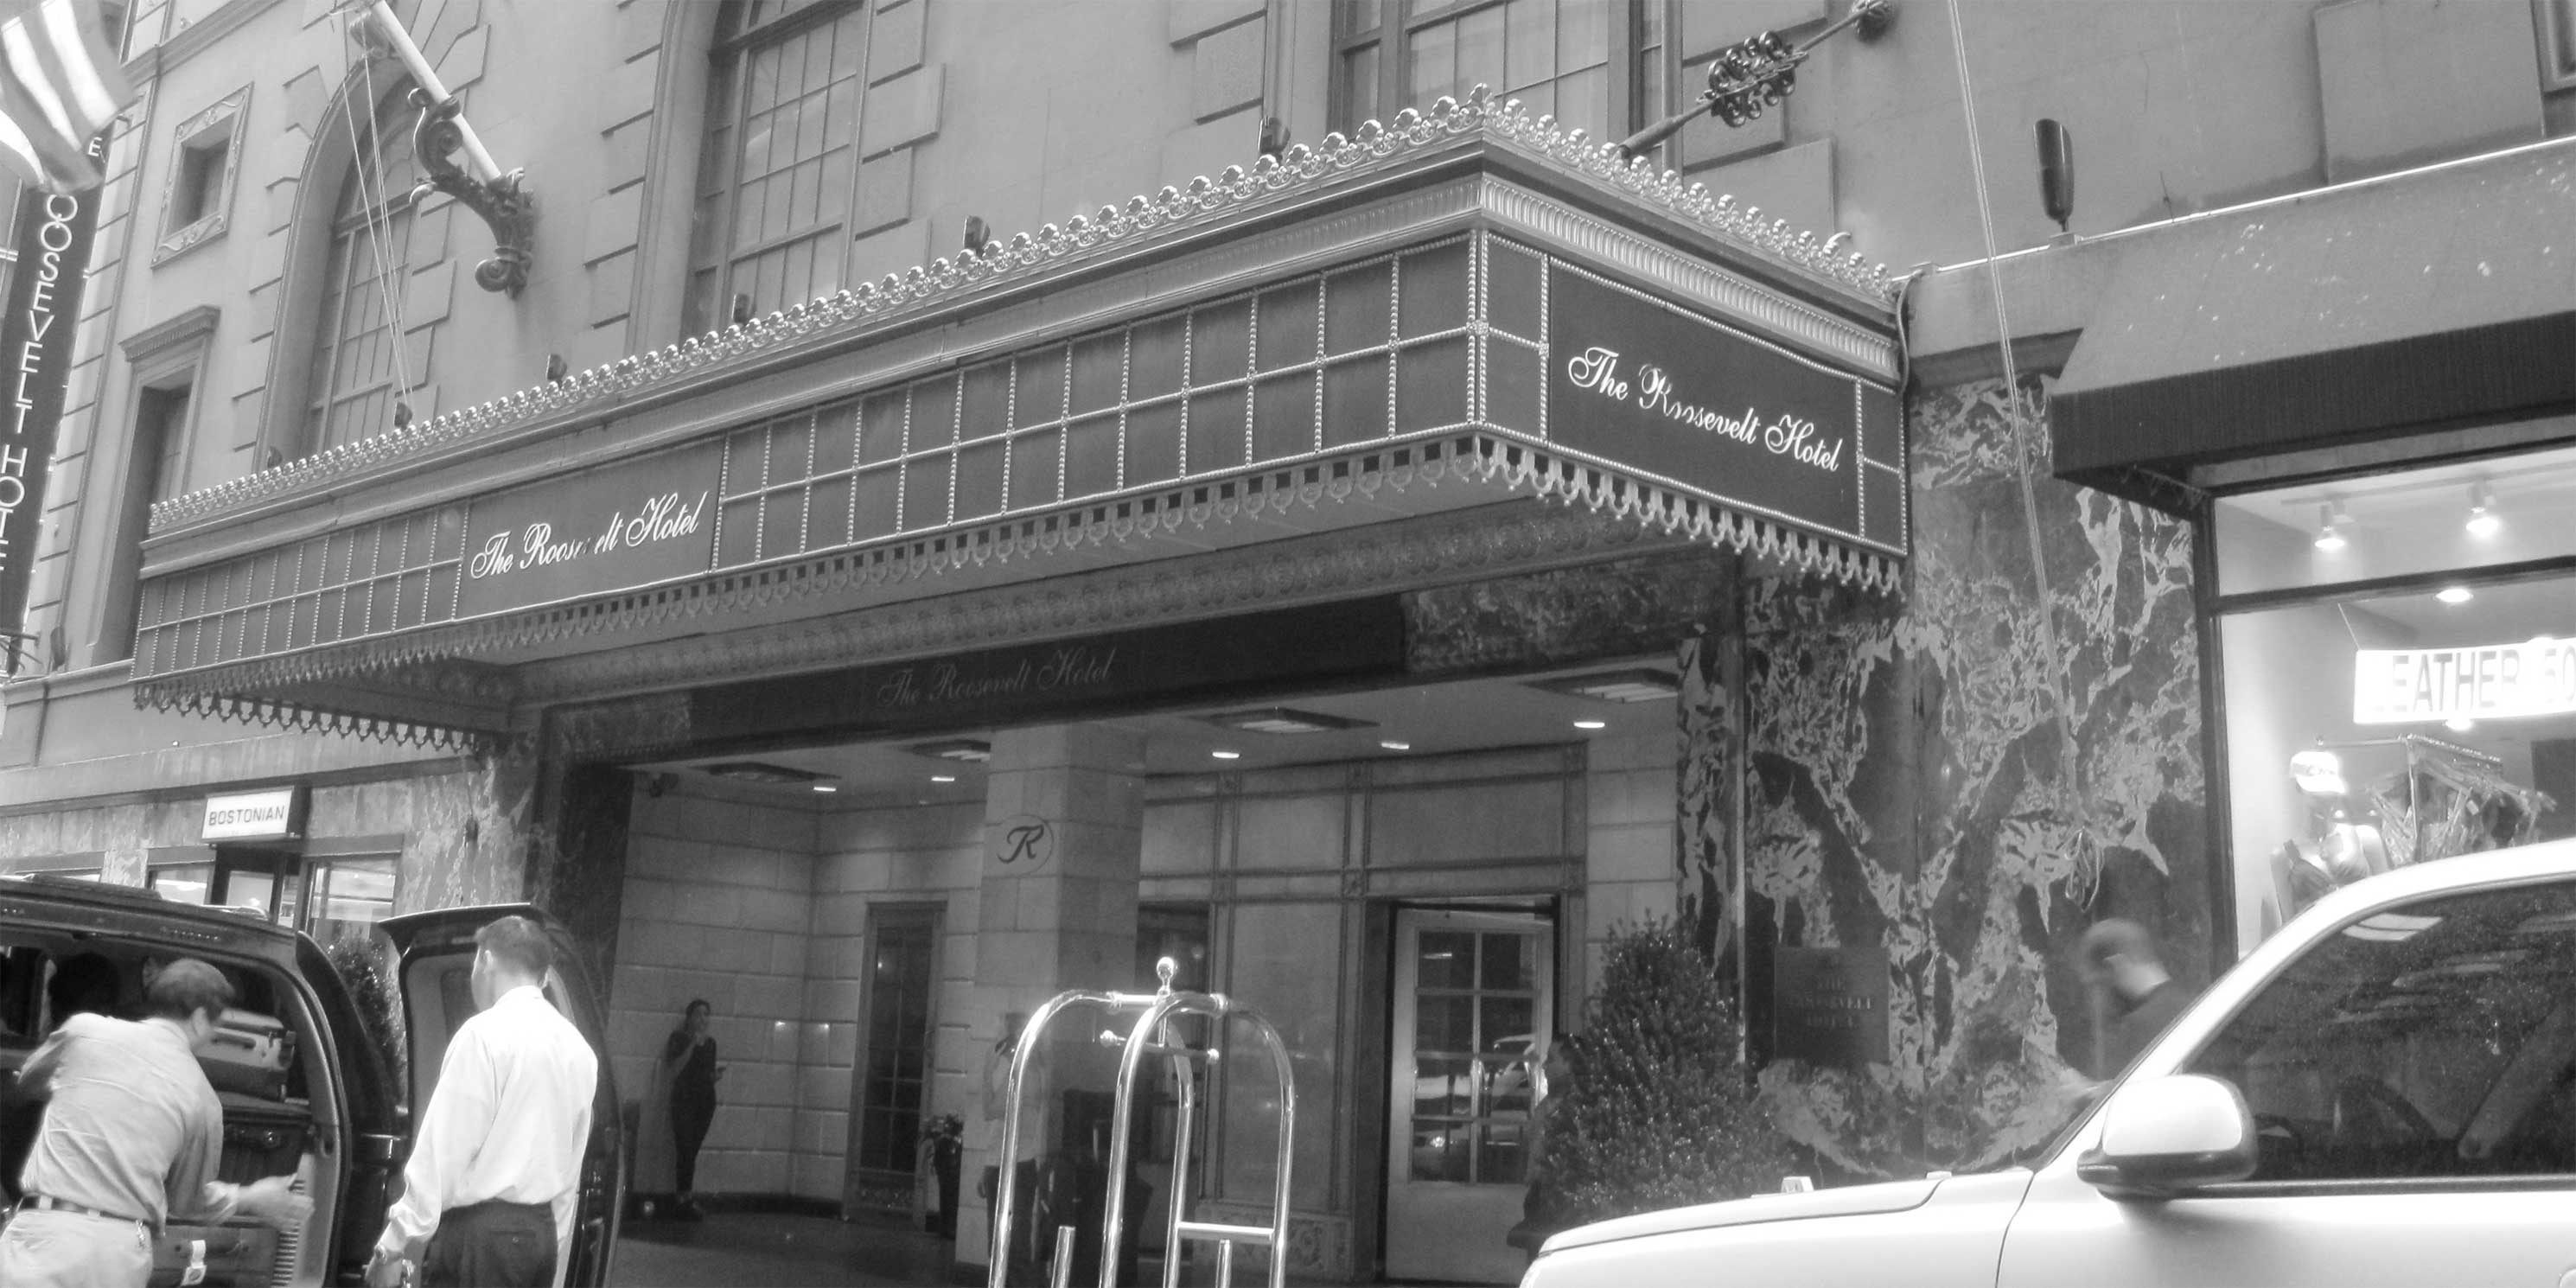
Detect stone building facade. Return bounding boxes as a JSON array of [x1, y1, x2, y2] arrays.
[[0, 0, 2568, 1281]]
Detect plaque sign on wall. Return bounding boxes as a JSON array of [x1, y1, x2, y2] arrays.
[[1772, 945, 1891, 1066]]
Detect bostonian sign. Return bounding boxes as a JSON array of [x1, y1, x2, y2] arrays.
[[456, 438, 722, 617]]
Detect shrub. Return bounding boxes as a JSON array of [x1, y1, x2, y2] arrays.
[[1544, 915, 1800, 1223]]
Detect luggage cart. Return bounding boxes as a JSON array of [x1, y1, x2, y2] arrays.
[[990, 956, 1296, 1288]]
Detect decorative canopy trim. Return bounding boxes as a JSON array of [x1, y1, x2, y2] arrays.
[[128, 685, 491, 754], [150, 86, 1895, 534], [1479, 437, 1899, 591], [124, 428, 1891, 743]]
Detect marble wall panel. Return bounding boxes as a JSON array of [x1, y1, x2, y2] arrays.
[[1730, 375, 2208, 1177]]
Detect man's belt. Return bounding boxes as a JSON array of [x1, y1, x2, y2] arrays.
[[16, 1192, 148, 1225]]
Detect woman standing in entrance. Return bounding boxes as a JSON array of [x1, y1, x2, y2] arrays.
[[665, 998, 724, 1220]]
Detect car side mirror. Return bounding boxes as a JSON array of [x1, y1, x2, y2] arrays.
[[2075, 1074, 2258, 1199]]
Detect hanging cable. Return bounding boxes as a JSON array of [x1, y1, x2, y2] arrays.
[[328, 6, 416, 434], [348, 15, 416, 410], [1942, 0, 2100, 907]]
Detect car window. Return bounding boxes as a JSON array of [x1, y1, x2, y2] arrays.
[[2185, 878, 2576, 1183]]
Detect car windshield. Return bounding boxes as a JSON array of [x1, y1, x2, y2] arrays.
[[2183, 877, 2576, 1183]]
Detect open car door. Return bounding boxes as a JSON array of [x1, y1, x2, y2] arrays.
[[380, 904, 625, 1285]]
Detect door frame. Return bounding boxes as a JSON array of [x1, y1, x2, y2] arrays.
[[842, 900, 946, 1216], [1382, 903, 1557, 1285]]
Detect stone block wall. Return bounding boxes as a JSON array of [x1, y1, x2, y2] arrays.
[[608, 782, 985, 1207], [800, 802, 982, 1205], [609, 787, 821, 1196]]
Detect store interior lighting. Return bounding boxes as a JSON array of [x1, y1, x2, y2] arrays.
[[2465, 482, 2502, 537], [2437, 585, 2475, 605], [2314, 502, 2351, 552]]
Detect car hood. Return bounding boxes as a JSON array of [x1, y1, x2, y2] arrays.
[[1542, 1176, 1944, 1253]]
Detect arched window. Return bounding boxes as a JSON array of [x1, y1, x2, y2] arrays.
[[685, 0, 870, 336], [305, 82, 426, 456]]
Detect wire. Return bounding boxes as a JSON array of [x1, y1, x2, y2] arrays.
[[327, 6, 414, 438], [1942, 0, 2098, 907]]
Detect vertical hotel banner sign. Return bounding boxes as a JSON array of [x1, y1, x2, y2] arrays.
[[0, 137, 105, 666]]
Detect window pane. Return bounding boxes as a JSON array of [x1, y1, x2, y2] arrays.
[[1408, 19, 1455, 105], [2187, 878, 2576, 1181], [1418, 930, 1476, 989], [1342, 41, 1380, 124], [2217, 572, 2573, 957], [1505, 0, 1553, 91], [1454, 3, 1505, 99]]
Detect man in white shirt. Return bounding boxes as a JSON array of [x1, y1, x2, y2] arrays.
[[367, 916, 596, 1288]]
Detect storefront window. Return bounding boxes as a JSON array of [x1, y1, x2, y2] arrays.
[[150, 862, 214, 904], [2216, 450, 2576, 956], [306, 856, 397, 939]]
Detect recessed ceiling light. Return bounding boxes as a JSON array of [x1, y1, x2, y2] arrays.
[[2445, 716, 2476, 732], [2437, 586, 2474, 605], [1572, 719, 1608, 730], [811, 783, 838, 794], [930, 775, 957, 784], [1380, 740, 1412, 751], [1527, 669, 1682, 703], [1210, 749, 1241, 760], [1200, 707, 1373, 735], [2314, 502, 2350, 552], [907, 738, 992, 763], [2465, 482, 2501, 537]]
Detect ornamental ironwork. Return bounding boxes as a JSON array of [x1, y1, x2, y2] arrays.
[[1618, 0, 1894, 159]]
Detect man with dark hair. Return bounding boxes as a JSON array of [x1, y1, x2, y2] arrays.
[[369, 915, 596, 1288], [0, 958, 310, 1287]]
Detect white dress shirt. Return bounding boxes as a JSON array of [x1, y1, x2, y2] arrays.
[[376, 984, 598, 1274]]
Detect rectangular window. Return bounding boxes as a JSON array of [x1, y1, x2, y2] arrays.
[[686, 1, 871, 336], [154, 86, 245, 265], [1335, 0, 1629, 138], [99, 375, 196, 661]]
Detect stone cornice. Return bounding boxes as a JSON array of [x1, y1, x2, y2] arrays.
[[118, 304, 220, 365], [123, 0, 287, 82], [147, 87, 1898, 539]]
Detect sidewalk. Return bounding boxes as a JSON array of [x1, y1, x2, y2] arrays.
[[612, 1209, 960, 1287]]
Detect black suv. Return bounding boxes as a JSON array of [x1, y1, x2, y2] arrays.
[[0, 878, 624, 1286]]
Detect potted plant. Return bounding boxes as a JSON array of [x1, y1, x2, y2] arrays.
[[924, 1112, 965, 1237]]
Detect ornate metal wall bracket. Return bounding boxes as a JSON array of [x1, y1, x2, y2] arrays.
[[1619, 0, 1894, 159], [410, 91, 534, 296]]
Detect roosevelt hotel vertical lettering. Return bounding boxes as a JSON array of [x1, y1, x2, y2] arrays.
[[0, 134, 107, 661]]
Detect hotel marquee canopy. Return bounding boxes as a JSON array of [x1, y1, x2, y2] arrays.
[[130, 92, 1904, 748]]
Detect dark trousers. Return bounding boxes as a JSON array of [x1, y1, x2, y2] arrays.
[[673, 1097, 714, 1194], [422, 1200, 555, 1288]]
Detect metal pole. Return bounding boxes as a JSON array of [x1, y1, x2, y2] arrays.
[[1160, 1016, 1200, 1288], [361, 1, 502, 182], [992, 993, 1113, 1288]]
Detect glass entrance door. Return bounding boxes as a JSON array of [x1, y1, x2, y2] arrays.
[[1386, 909, 1553, 1284], [846, 905, 940, 1214]]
